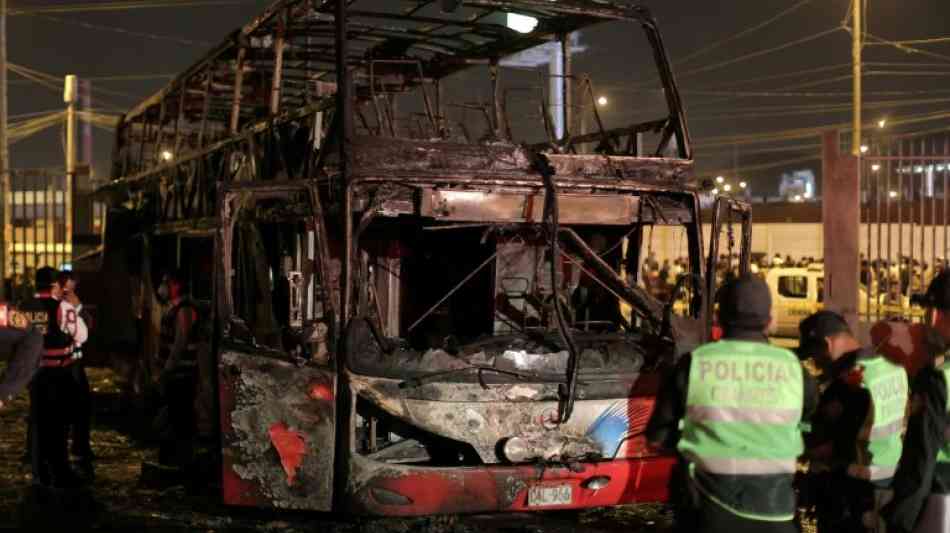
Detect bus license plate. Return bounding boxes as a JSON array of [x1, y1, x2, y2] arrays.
[[527, 483, 572, 507]]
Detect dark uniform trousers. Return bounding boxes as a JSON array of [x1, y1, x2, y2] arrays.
[[30, 366, 78, 484], [692, 497, 799, 533], [70, 361, 92, 458], [675, 472, 799, 533]]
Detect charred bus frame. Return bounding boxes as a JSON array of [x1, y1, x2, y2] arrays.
[[95, 0, 750, 516]]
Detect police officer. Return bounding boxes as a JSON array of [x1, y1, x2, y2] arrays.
[[882, 271, 950, 532], [20, 266, 88, 488], [646, 274, 818, 532], [798, 310, 908, 533], [156, 269, 199, 468]]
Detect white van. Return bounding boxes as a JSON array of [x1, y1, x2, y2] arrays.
[[765, 266, 919, 337]]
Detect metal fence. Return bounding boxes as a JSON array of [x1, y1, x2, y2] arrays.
[[861, 132, 950, 323]]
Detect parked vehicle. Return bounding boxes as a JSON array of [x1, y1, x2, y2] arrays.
[[766, 265, 921, 337]]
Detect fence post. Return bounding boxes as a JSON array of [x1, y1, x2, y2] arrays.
[[823, 129, 861, 334]]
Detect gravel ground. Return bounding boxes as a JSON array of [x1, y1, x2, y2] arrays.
[[0, 365, 678, 532]]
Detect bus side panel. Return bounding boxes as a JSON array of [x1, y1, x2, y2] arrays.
[[218, 348, 336, 510]]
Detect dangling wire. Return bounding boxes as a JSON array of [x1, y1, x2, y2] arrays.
[[727, 208, 736, 280], [530, 150, 580, 424]]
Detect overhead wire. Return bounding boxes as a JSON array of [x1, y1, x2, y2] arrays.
[[861, 31, 950, 64], [11, 62, 140, 102], [705, 63, 851, 89], [8, 64, 61, 92], [9, 111, 66, 144], [690, 96, 950, 121], [867, 36, 950, 46], [29, 14, 214, 46], [673, 0, 814, 66], [10, 73, 175, 84], [695, 110, 950, 149], [10, 109, 64, 120], [8, 0, 249, 16], [672, 27, 846, 81]]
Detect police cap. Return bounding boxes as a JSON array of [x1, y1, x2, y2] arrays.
[[799, 310, 851, 339], [797, 310, 851, 357], [35, 266, 58, 290], [717, 274, 771, 329]]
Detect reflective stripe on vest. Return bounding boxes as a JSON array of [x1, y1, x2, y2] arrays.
[[678, 340, 804, 481], [936, 363, 950, 464], [848, 355, 909, 481], [687, 405, 801, 425]]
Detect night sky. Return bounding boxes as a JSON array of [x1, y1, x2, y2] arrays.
[[9, 0, 950, 192]]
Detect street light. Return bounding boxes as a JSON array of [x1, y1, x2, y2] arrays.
[[889, 190, 899, 199], [597, 96, 608, 107], [739, 181, 747, 189], [723, 184, 732, 192], [860, 144, 869, 154], [506, 13, 539, 34], [871, 163, 881, 172], [715, 175, 725, 184], [711, 188, 719, 195], [161, 150, 174, 162], [878, 118, 887, 129]]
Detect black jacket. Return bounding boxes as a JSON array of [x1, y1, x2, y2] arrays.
[[883, 364, 950, 533], [806, 348, 874, 473], [645, 330, 819, 518]]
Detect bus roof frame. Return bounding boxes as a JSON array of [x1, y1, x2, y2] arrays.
[[115, 0, 689, 169]]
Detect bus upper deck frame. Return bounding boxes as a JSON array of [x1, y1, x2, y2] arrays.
[[103, 0, 691, 193]]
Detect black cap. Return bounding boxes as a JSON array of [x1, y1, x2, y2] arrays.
[[718, 274, 772, 329], [35, 266, 58, 290], [797, 310, 851, 358], [917, 270, 950, 311]]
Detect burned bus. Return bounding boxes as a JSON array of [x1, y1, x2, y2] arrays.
[[92, 0, 752, 516]]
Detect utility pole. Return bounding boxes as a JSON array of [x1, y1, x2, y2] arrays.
[[64, 75, 76, 267], [0, 0, 8, 298], [80, 80, 93, 180], [852, 0, 862, 155]]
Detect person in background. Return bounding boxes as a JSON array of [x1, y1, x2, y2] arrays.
[[646, 275, 817, 532], [57, 271, 95, 479], [155, 269, 200, 469], [798, 311, 908, 532], [882, 271, 950, 532], [19, 266, 88, 489]]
